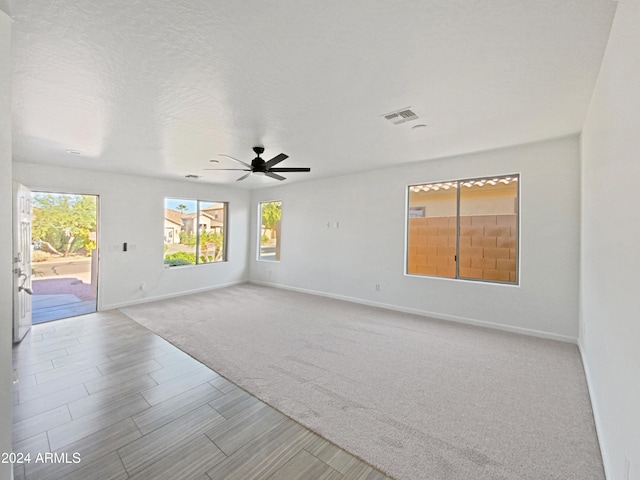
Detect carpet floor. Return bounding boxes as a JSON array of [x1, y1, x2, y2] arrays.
[[121, 283, 604, 480]]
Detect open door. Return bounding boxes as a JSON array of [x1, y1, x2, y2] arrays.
[[30, 192, 98, 322], [13, 182, 32, 343]]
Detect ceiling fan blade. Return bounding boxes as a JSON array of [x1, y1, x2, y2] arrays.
[[265, 171, 286, 181], [268, 167, 311, 172], [203, 168, 251, 171], [236, 172, 252, 181], [219, 154, 252, 168], [264, 153, 288, 169]]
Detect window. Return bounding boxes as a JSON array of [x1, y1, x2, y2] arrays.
[[164, 198, 227, 266], [258, 200, 281, 261], [406, 175, 518, 284]]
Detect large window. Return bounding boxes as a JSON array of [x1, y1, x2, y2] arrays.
[[406, 175, 518, 284], [258, 200, 281, 261], [164, 198, 227, 266]]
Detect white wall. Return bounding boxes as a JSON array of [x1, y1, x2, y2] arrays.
[[13, 163, 251, 309], [580, 1, 640, 478], [0, 10, 13, 480], [0, 9, 13, 480], [250, 136, 581, 341]]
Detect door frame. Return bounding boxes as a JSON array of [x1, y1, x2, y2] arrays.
[[29, 190, 100, 323], [13, 182, 32, 343]]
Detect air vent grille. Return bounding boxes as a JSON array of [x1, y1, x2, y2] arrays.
[[383, 108, 419, 125]]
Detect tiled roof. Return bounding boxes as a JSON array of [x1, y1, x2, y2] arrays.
[[409, 176, 518, 193], [165, 209, 184, 226], [170, 209, 224, 228]]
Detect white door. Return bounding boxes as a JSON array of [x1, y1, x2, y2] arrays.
[[13, 182, 32, 343]]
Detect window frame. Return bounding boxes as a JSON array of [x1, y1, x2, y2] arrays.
[[405, 174, 520, 285], [257, 200, 282, 262], [163, 198, 228, 267]]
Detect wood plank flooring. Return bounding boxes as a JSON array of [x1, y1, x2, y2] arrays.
[[12, 311, 392, 480]]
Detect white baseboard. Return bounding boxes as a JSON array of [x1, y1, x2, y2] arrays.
[[578, 340, 611, 480], [250, 280, 578, 344], [103, 280, 247, 310]]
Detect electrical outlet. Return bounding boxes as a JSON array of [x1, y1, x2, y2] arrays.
[[139, 282, 145, 291], [375, 283, 380, 291]]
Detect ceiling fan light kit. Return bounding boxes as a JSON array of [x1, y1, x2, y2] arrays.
[[205, 146, 311, 181]]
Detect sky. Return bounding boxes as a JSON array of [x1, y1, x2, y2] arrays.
[[165, 198, 221, 213], [165, 198, 197, 213]]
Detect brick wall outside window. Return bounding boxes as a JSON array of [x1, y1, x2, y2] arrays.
[[407, 214, 517, 282]]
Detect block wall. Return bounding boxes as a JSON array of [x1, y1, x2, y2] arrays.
[[407, 214, 517, 282]]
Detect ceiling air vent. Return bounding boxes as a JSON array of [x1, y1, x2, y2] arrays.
[[383, 108, 419, 125]]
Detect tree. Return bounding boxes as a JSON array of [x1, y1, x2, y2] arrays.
[[261, 201, 281, 239], [32, 193, 97, 256], [199, 230, 224, 262]]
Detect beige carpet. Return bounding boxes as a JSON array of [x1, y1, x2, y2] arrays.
[[121, 283, 604, 480]]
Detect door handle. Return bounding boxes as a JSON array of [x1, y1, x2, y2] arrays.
[[17, 269, 33, 295]]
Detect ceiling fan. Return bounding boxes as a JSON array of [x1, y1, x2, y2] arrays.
[[205, 146, 311, 181]]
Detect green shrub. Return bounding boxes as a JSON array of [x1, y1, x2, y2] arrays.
[[179, 231, 196, 246], [164, 252, 196, 266], [164, 258, 192, 266]]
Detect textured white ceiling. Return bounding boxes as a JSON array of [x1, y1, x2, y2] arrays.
[[11, 0, 616, 188]]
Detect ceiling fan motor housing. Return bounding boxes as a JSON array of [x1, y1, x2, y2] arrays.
[[252, 146, 266, 171]]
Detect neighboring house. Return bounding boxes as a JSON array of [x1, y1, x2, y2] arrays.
[[202, 204, 225, 223], [165, 207, 224, 244], [164, 209, 183, 244], [182, 211, 224, 235]]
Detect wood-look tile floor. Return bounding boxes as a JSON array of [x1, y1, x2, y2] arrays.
[[12, 311, 392, 480], [32, 293, 96, 324]]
